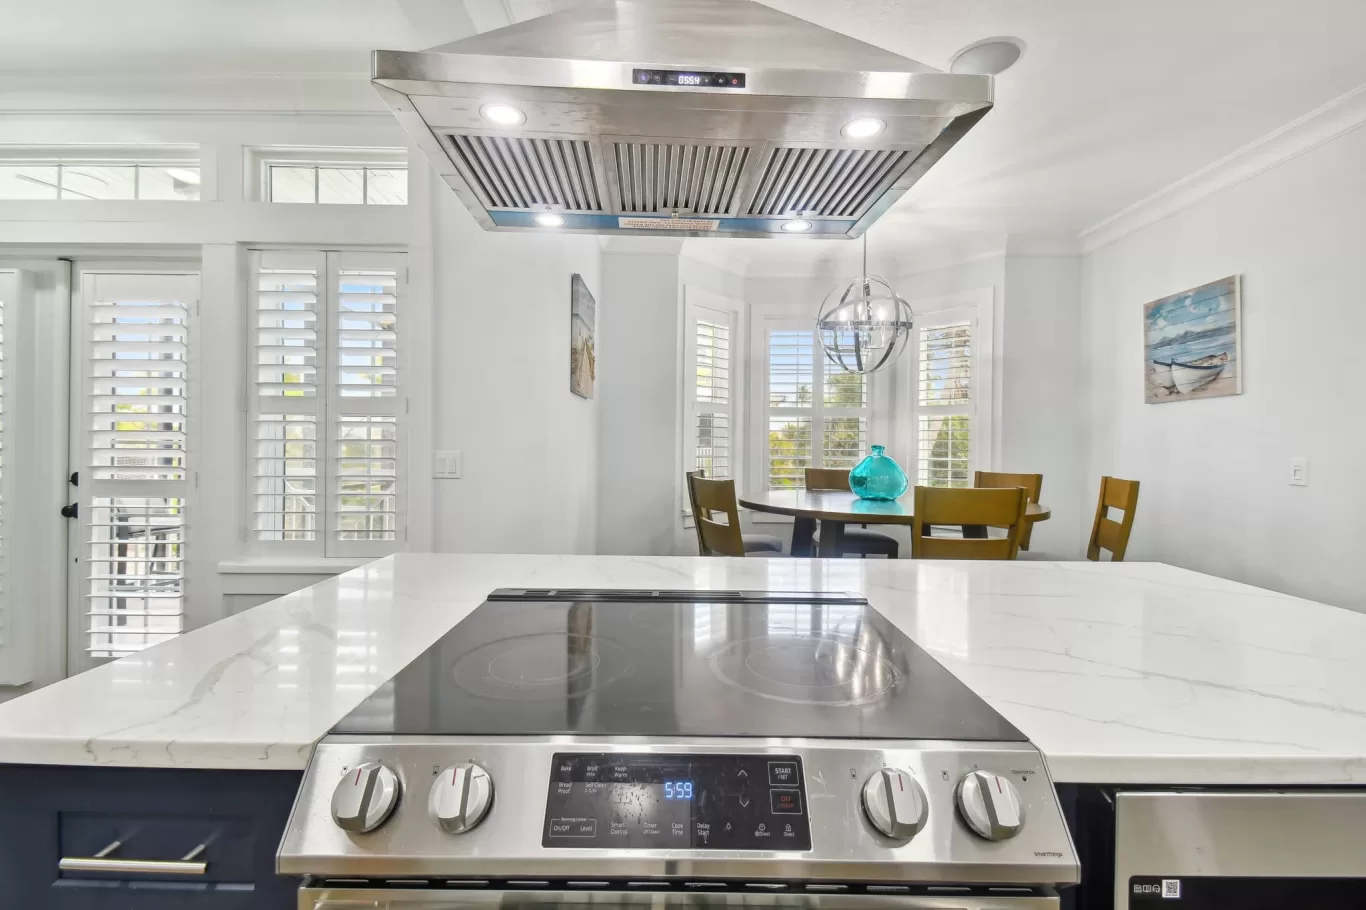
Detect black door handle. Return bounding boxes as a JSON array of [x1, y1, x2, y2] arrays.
[[61, 503, 78, 519]]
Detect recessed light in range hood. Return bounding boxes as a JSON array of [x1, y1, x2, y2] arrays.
[[371, 0, 993, 239]]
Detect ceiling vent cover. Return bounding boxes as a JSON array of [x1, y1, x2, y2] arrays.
[[447, 135, 603, 212], [612, 142, 751, 215], [747, 147, 913, 218]]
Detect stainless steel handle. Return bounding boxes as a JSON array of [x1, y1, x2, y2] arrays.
[[59, 840, 208, 876]]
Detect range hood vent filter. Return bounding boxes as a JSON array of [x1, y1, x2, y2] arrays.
[[748, 147, 914, 218], [612, 142, 751, 215], [448, 135, 603, 212]]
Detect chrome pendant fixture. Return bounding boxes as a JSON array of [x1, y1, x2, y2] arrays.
[[816, 235, 914, 375]]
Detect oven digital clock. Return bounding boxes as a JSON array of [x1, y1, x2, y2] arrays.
[[633, 68, 746, 89]]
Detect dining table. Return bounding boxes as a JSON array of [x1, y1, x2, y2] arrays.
[[737, 488, 1052, 557]]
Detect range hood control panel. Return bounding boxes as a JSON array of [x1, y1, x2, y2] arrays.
[[633, 68, 746, 88]]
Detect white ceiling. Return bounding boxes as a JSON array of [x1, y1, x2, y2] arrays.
[[2, 0, 1364, 263]]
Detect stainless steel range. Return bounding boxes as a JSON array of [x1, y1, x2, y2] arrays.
[[278, 589, 1078, 908]]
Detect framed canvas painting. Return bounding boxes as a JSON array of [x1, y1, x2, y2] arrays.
[[1143, 275, 1241, 404], [570, 273, 596, 398]]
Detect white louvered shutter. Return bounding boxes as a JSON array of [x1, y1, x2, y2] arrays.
[[760, 319, 870, 489], [249, 250, 405, 558], [328, 252, 404, 557], [78, 271, 197, 659], [251, 250, 323, 549], [687, 306, 733, 478], [916, 318, 973, 487]]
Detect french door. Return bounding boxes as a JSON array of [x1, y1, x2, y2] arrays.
[[66, 264, 199, 675], [0, 258, 200, 687]]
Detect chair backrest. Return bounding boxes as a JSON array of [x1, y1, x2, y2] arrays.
[[685, 469, 707, 556], [1087, 476, 1139, 561], [911, 486, 1027, 560], [975, 471, 1043, 550], [685, 471, 746, 557], [804, 467, 851, 492]]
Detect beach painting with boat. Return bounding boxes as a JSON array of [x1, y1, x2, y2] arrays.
[[1144, 275, 1241, 404]]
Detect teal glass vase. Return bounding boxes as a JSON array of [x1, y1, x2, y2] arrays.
[[849, 445, 908, 501]]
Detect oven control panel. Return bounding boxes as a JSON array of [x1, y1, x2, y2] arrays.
[[543, 753, 810, 850]]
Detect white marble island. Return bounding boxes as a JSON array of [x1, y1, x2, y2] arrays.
[[1, 554, 1365, 785]]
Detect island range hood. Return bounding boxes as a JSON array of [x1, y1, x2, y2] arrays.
[[372, 0, 993, 238]]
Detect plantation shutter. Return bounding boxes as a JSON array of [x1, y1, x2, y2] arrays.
[[686, 305, 734, 479], [251, 250, 323, 548], [915, 318, 973, 487], [328, 251, 404, 557], [762, 320, 869, 489], [79, 270, 197, 659], [249, 250, 405, 558]]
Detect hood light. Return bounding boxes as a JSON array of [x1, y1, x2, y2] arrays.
[[841, 118, 886, 140], [534, 212, 565, 227], [781, 219, 813, 233], [480, 103, 526, 127]]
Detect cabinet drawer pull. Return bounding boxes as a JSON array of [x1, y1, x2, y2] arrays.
[[59, 840, 208, 876]]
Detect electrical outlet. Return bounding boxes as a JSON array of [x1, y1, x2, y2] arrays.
[[1289, 457, 1308, 487], [434, 450, 463, 479]]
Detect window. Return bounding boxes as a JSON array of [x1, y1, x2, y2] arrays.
[[268, 166, 407, 205], [249, 250, 407, 557], [755, 316, 870, 489], [76, 270, 199, 659], [247, 148, 408, 205], [916, 320, 973, 487], [905, 295, 992, 489], [684, 302, 735, 479], [0, 148, 200, 200]]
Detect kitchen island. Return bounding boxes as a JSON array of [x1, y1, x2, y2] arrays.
[[2, 554, 1365, 908], [3, 553, 1364, 784]]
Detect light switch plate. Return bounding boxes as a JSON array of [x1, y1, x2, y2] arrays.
[[434, 450, 463, 479], [1289, 457, 1308, 487]]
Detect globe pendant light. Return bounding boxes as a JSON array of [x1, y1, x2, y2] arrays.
[[816, 234, 914, 375]]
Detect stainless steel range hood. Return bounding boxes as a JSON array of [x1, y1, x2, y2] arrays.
[[372, 0, 993, 238]]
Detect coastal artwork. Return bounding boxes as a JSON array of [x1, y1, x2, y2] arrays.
[[570, 273, 596, 399], [1144, 275, 1241, 404]]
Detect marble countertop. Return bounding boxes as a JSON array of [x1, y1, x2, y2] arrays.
[[1, 554, 1365, 785]]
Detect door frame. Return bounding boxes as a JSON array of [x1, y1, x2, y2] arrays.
[[0, 260, 72, 691]]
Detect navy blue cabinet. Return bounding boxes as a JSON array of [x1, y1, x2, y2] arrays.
[[0, 765, 301, 909]]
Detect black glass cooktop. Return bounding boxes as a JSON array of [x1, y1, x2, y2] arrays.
[[331, 589, 1024, 742]]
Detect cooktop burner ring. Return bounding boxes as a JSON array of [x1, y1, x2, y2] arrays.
[[708, 634, 901, 707], [452, 632, 635, 702]]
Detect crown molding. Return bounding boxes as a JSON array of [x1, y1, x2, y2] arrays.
[[1080, 83, 1366, 253]]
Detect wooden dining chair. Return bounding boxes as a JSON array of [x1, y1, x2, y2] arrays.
[[974, 471, 1043, 550], [685, 471, 783, 557], [804, 468, 899, 558], [911, 486, 1028, 560], [1087, 476, 1140, 561]]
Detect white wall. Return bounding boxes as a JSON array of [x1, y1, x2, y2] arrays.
[[1000, 255, 1084, 558], [1080, 122, 1366, 609], [431, 190, 602, 554], [595, 248, 681, 556]]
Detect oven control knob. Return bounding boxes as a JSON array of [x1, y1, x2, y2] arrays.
[[430, 762, 494, 834], [956, 770, 1024, 840], [861, 768, 927, 840], [331, 761, 400, 834]]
